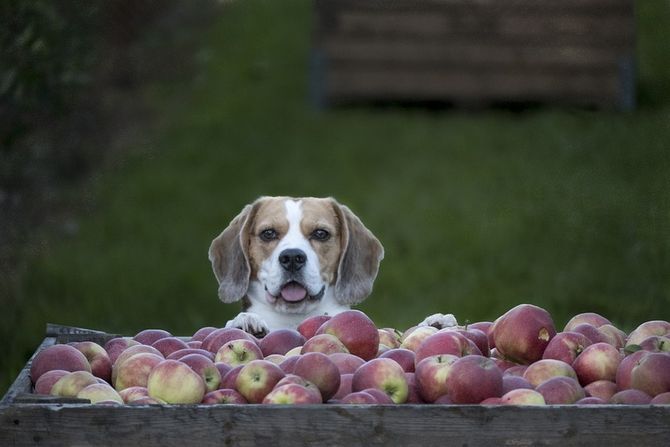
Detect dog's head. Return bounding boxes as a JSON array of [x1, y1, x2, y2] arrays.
[[208, 196, 384, 314]]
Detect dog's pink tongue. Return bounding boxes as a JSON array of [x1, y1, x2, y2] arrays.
[[280, 283, 308, 302]]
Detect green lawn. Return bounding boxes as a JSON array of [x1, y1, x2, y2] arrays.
[[3, 0, 670, 393]]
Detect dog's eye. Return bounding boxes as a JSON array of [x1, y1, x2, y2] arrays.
[[311, 229, 330, 241], [259, 229, 278, 242]]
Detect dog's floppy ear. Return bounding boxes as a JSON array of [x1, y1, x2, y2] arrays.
[[208, 201, 260, 303], [332, 199, 384, 305]]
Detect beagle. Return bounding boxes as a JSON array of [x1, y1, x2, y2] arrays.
[[208, 196, 385, 337]]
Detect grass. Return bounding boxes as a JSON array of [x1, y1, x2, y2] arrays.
[[3, 0, 670, 393]]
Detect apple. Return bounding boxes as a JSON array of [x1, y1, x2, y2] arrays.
[[191, 326, 218, 342], [535, 376, 585, 404], [502, 376, 533, 394], [278, 356, 299, 374], [167, 348, 215, 361], [626, 320, 670, 347], [446, 355, 503, 404], [235, 359, 285, 403], [480, 397, 502, 405], [576, 397, 607, 405], [414, 354, 458, 403], [615, 350, 650, 390], [214, 362, 232, 381], [301, 334, 349, 355], [494, 357, 521, 372], [315, 310, 379, 361], [297, 315, 331, 339], [491, 303, 556, 364], [187, 341, 203, 349], [630, 352, 670, 396], [542, 331, 592, 365], [284, 346, 303, 357], [352, 357, 409, 404], [201, 327, 257, 354], [71, 341, 113, 383], [147, 359, 206, 404], [584, 380, 618, 402], [202, 388, 248, 404], [333, 374, 353, 400], [378, 328, 401, 349], [50, 371, 98, 397], [650, 392, 670, 404], [468, 321, 494, 349], [264, 354, 286, 365], [262, 384, 322, 404], [597, 324, 627, 349], [114, 352, 164, 391], [214, 339, 263, 366], [379, 348, 416, 373], [405, 372, 425, 404], [30, 344, 91, 384], [400, 326, 438, 352], [500, 389, 546, 405], [610, 389, 652, 404], [572, 342, 623, 385], [111, 344, 163, 385], [522, 359, 577, 387], [118, 386, 149, 403], [104, 337, 140, 365], [220, 365, 244, 390], [341, 391, 377, 404], [274, 374, 322, 400], [503, 365, 527, 377], [455, 328, 490, 357], [329, 353, 365, 375], [571, 323, 608, 344], [77, 383, 123, 404], [564, 312, 611, 332], [34, 370, 69, 395], [133, 329, 172, 345], [179, 353, 221, 392], [259, 329, 306, 356], [638, 336, 670, 352], [414, 331, 481, 365], [376, 344, 391, 357], [293, 352, 341, 402], [361, 388, 394, 404], [152, 337, 189, 358]]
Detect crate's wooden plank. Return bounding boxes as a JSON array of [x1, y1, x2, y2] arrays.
[[320, 38, 629, 70], [0, 337, 56, 406], [12, 393, 90, 404], [46, 323, 120, 344], [0, 404, 669, 446], [324, 68, 621, 105]]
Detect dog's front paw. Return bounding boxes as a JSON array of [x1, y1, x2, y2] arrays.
[[225, 312, 270, 338], [418, 313, 459, 330]]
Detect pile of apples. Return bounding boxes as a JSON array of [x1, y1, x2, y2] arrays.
[[29, 304, 670, 406]]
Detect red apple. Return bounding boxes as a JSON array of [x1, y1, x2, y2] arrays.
[[30, 344, 91, 384], [571, 323, 608, 345], [503, 365, 528, 377], [630, 352, 670, 396], [414, 331, 481, 365], [576, 396, 607, 405], [167, 348, 215, 361], [297, 315, 332, 339], [500, 388, 546, 405], [187, 341, 202, 349], [147, 359, 206, 404], [610, 389, 652, 404], [341, 391, 377, 404], [329, 353, 365, 375], [118, 386, 149, 403], [259, 329, 306, 356], [584, 380, 617, 401], [220, 365, 244, 390], [650, 392, 670, 404], [564, 312, 611, 332], [572, 342, 623, 385], [405, 372, 425, 403], [34, 369, 69, 395], [77, 383, 123, 404], [378, 328, 401, 349], [535, 376, 585, 404], [133, 329, 172, 346], [179, 353, 221, 392], [262, 383, 322, 404], [104, 337, 140, 365], [414, 354, 458, 403], [638, 336, 670, 352], [400, 326, 438, 352], [455, 328, 490, 357], [468, 321, 494, 349], [597, 324, 627, 349], [616, 350, 650, 390], [235, 359, 285, 404], [50, 371, 98, 397], [278, 356, 299, 374], [191, 326, 218, 342], [379, 348, 416, 373], [114, 352, 164, 391], [202, 327, 257, 354], [315, 310, 379, 361], [214, 339, 263, 366], [542, 331, 592, 365], [264, 354, 285, 365], [301, 334, 349, 355], [480, 397, 502, 405], [502, 376, 533, 394], [202, 388, 247, 404], [491, 303, 556, 364], [626, 320, 670, 347], [361, 388, 394, 404], [274, 374, 322, 400], [152, 337, 189, 358], [333, 374, 353, 400], [293, 352, 340, 402], [71, 341, 112, 383], [522, 359, 577, 387], [446, 355, 503, 404], [111, 344, 163, 385], [352, 358, 409, 404]]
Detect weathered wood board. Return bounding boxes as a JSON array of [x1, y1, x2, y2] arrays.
[[311, 0, 636, 109]]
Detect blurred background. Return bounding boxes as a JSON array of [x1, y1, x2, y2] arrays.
[[1, 0, 669, 393]]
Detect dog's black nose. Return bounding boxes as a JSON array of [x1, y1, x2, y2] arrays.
[[279, 248, 307, 272]]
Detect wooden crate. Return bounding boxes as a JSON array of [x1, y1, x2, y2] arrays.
[[2, 324, 669, 446], [310, 0, 636, 109]]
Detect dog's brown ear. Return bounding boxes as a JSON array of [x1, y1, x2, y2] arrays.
[[332, 200, 384, 305], [208, 202, 259, 303]]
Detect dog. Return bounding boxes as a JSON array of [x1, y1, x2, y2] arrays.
[[209, 196, 458, 337]]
